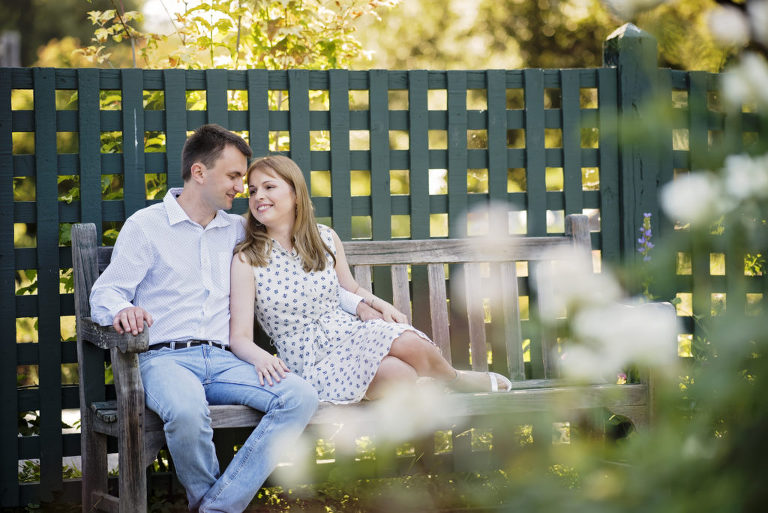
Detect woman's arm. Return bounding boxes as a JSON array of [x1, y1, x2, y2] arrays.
[[329, 229, 408, 324], [229, 253, 290, 385]]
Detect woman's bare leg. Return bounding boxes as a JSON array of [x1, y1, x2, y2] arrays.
[[364, 355, 418, 400], [388, 331, 510, 391], [387, 331, 456, 380]]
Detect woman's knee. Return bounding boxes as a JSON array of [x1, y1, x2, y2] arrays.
[[392, 332, 439, 363]]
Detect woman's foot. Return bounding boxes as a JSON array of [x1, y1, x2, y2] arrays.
[[449, 370, 512, 392]]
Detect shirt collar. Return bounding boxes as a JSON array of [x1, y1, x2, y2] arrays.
[[163, 188, 232, 229]]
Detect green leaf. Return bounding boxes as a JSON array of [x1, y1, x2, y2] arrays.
[[59, 223, 73, 246], [215, 19, 234, 32]]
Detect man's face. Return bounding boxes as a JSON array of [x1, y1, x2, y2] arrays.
[[198, 144, 247, 211]]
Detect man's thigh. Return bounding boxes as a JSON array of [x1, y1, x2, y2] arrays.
[[139, 348, 208, 418], [205, 349, 309, 411]]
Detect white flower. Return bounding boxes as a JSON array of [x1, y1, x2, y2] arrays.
[[270, 428, 317, 486], [602, 0, 667, 20], [748, 0, 768, 46], [722, 52, 768, 109], [561, 301, 680, 380], [368, 381, 459, 442], [574, 302, 678, 363], [707, 5, 751, 47], [723, 153, 768, 200], [532, 247, 623, 322], [560, 343, 625, 382], [660, 171, 725, 225]]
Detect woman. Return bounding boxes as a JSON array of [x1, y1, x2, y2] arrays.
[[229, 155, 512, 403]]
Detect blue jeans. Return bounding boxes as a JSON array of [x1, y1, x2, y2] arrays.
[[138, 345, 318, 513]]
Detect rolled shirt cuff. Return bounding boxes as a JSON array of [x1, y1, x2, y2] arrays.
[[338, 288, 364, 315]]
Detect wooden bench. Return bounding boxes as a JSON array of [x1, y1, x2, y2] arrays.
[[72, 213, 670, 513]]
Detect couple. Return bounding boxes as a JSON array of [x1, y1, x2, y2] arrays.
[[90, 124, 511, 513]]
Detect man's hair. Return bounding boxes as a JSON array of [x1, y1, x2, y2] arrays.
[[181, 124, 252, 181]]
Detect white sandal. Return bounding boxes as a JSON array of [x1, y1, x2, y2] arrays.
[[489, 372, 512, 392], [450, 370, 512, 392]]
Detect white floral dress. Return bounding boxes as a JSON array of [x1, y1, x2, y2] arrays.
[[252, 224, 427, 404]]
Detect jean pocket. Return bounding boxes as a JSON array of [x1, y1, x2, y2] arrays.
[[139, 346, 172, 364]]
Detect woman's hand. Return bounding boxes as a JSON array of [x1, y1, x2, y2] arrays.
[[375, 300, 408, 324], [328, 227, 409, 324], [356, 300, 384, 321], [252, 349, 290, 386]]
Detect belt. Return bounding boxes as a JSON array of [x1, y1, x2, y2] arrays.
[[152, 340, 231, 351]]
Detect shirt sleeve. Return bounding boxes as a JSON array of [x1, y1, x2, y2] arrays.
[[338, 287, 364, 316], [89, 219, 155, 326]]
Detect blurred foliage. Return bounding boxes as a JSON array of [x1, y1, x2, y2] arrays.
[[0, 0, 139, 66], [353, 0, 734, 71], [75, 0, 399, 69]]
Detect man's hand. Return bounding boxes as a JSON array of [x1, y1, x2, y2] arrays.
[[113, 306, 153, 335], [356, 300, 383, 321]]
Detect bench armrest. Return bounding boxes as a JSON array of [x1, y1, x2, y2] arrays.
[[79, 317, 150, 354]]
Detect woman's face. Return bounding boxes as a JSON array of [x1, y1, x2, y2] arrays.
[[248, 167, 297, 229]]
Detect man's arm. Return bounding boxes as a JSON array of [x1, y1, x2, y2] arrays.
[[89, 219, 155, 334]]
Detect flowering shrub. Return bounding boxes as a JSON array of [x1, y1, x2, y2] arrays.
[[636, 213, 654, 261]]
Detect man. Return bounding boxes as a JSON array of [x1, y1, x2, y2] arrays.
[[90, 124, 368, 512]]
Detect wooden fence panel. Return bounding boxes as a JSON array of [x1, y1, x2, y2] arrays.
[[164, 69, 187, 190], [330, 69, 352, 239], [524, 69, 547, 236], [407, 70, 430, 336], [78, 69, 103, 235], [562, 68, 584, 216], [0, 60, 20, 508], [121, 68, 146, 217], [34, 67, 63, 500], [288, 70, 311, 185]]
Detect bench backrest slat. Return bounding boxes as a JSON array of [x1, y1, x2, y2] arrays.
[[500, 261, 526, 381], [534, 260, 559, 379], [97, 246, 114, 274], [427, 263, 452, 362], [343, 237, 577, 265], [353, 265, 372, 290], [390, 264, 412, 325], [464, 263, 489, 372]]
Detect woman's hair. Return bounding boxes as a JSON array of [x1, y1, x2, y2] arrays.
[[234, 155, 336, 272]]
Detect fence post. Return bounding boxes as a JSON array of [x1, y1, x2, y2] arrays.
[[603, 23, 661, 262]]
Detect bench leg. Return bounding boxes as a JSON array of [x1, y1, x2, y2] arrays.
[[111, 349, 148, 513], [80, 414, 108, 513]]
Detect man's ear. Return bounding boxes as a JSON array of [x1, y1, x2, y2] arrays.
[[190, 162, 206, 184]]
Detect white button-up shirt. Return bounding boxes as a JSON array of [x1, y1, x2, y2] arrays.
[[90, 188, 362, 345]]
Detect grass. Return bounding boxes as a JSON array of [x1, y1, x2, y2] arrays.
[[5, 472, 517, 513]]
